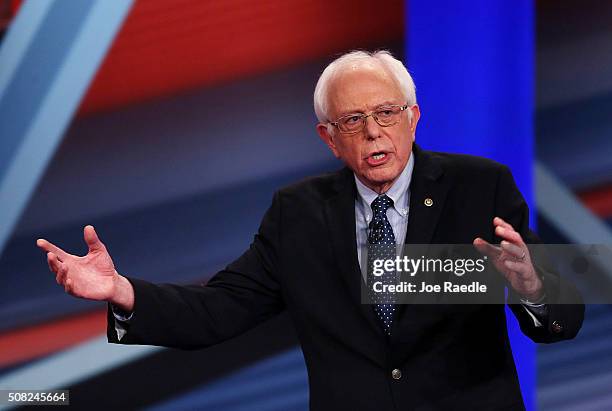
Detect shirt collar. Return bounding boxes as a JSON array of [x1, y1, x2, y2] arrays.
[[354, 153, 414, 217]]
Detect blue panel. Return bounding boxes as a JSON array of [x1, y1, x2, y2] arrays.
[[0, 0, 134, 257], [407, 1, 536, 409]]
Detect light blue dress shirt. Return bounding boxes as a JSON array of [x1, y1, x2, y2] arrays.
[[354, 154, 414, 282]]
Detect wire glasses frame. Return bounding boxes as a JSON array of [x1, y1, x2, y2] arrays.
[[329, 104, 409, 134]]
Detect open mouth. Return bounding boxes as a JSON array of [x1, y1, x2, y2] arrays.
[[366, 151, 390, 166]]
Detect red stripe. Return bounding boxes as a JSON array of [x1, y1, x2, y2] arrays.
[[10, 0, 22, 16], [0, 309, 106, 368], [78, 0, 404, 115], [577, 184, 612, 218]]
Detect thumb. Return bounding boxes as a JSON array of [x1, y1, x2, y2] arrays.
[[84, 225, 105, 252]]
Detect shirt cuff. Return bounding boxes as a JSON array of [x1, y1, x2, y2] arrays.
[[520, 292, 546, 307], [111, 304, 134, 322], [520, 300, 548, 328], [114, 319, 128, 341], [110, 305, 133, 341]]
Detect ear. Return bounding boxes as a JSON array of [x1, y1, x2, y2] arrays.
[[316, 123, 341, 158], [408, 104, 421, 140]]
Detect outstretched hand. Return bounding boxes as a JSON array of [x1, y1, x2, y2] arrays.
[[474, 217, 544, 302], [36, 225, 134, 311]]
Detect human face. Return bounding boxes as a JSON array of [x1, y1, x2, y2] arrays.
[[317, 64, 420, 194]]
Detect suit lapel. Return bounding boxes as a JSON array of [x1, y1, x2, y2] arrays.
[[392, 144, 452, 334], [404, 144, 448, 245], [323, 168, 386, 343]]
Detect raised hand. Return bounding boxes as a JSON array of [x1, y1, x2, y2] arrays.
[[36, 225, 134, 311], [473, 217, 544, 302]]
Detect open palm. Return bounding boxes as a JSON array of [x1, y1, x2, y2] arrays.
[[37, 225, 118, 301]]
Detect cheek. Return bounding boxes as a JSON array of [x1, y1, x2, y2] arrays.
[[351, 147, 366, 166], [336, 142, 362, 164], [393, 132, 411, 154]]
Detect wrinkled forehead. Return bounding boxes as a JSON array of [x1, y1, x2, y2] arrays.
[[327, 62, 403, 116]]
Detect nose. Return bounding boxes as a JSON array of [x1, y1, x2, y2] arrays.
[[363, 114, 382, 140]]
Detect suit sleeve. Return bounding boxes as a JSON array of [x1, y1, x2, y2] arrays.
[[107, 192, 285, 349], [494, 165, 584, 343]]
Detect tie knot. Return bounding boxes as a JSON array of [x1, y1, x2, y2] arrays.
[[371, 194, 393, 215]]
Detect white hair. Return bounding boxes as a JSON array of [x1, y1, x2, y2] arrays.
[[313, 50, 417, 123]]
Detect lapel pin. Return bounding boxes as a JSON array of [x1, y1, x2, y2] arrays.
[[424, 198, 433, 207]]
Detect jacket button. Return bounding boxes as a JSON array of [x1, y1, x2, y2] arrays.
[[551, 321, 563, 334], [391, 368, 402, 380]]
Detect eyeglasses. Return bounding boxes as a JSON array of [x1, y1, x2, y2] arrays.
[[329, 104, 409, 134]]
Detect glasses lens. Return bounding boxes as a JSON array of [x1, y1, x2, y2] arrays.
[[374, 106, 402, 126], [339, 114, 364, 133]]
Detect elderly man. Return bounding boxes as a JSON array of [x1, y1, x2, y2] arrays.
[[38, 50, 583, 411]]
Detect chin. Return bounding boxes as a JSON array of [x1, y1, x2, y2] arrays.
[[368, 168, 398, 183], [363, 174, 396, 191]]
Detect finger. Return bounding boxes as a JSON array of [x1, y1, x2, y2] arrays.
[[37, 239, 69, 261], [56, 263, 68, 285], [493, 217, 514, 230], [47, 252, 62, 274], [84, 225, 105, 252], [500, 240, 526, 260], [475, 238, 519, 281], [495, 226, 524, 246], [473, 237, 502, 259]]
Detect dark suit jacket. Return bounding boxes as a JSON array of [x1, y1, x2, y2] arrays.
[[108, 144, 584, 411]]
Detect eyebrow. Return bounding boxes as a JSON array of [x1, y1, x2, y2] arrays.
[[336, 101, 401, 117]]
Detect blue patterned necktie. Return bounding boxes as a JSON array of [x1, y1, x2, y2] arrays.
[[367, 194, 397, 336]]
